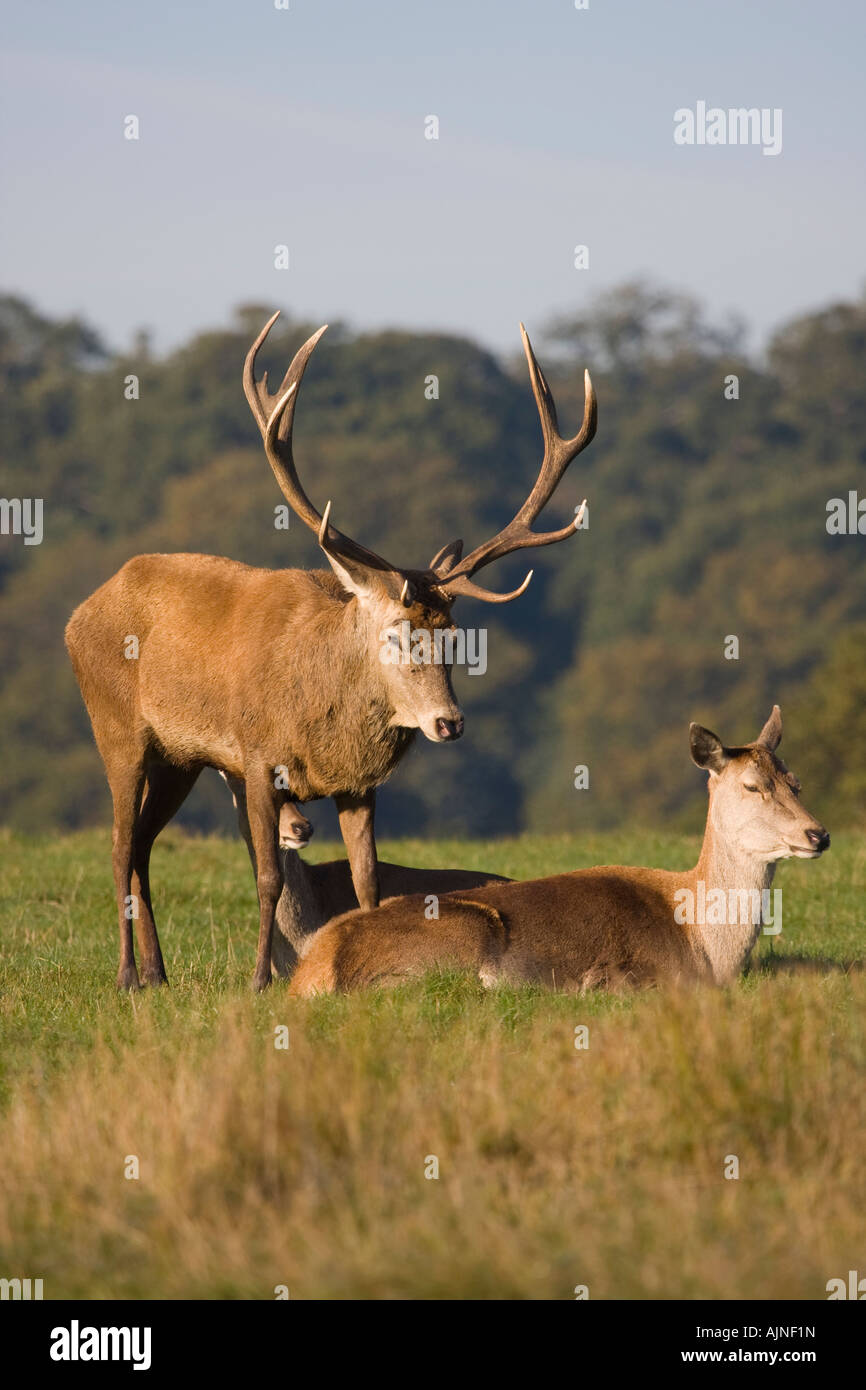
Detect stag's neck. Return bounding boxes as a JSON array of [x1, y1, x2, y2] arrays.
[[685, 804, 776, 984], [278, 585, 414, 798]]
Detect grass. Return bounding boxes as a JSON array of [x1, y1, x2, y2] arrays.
[[0, 826, 863, 1299]]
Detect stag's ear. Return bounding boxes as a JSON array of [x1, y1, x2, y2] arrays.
[[756, 704, 782, 751], [321, 547, 386, 602], [690, 723, 729, 774], [429, 538, 464, 576], [323, 547, 414, 608]]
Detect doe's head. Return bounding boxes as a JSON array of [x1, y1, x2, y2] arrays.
[[278, 801, 314, 850], [689, 705, 830, 862]]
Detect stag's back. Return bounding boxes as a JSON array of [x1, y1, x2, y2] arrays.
[[65, 553, 339, 770]]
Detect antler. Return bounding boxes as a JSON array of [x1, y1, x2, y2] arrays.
[[433, 323, 596, 603], [244, 312, 397, 576]]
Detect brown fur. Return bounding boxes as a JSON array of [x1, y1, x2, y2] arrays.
[[290, 710, 830, 997], [66, 316, 596, 992], [294, 897, 509, 994], [273, 857, 511, 976], [223, 777, 510, 974], [65, 555, 461, 992]]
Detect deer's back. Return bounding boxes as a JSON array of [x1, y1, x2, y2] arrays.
[[459, 868, 700, 989], [65, 554, 346, 773], [291, 865, 702, 995]]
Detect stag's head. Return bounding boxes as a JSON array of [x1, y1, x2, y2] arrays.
[[244, 313, 596, 743], [690, 706, 830, 862]]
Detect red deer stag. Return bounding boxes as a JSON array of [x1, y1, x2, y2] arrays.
[[65, 314, 595, 991], [289, 708, 830, 996]]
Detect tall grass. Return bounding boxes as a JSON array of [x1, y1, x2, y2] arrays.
[[0, 830, 862, 1299]]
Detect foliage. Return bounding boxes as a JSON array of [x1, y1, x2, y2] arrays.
[[0, 285, 863, 835]]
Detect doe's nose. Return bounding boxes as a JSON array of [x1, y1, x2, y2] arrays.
[[806, 827, 830, 852]]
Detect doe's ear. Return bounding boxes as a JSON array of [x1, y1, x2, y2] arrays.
[[756, 704, 782, 751], [689, 723, 729, 774]]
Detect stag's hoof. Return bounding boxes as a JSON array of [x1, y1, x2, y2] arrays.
[[139, 965, 169, 988], [116, 965, 142, 992], [252, 971, 272, 994]]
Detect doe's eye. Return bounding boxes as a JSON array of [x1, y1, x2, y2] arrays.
[[743, 784, 760, 793]]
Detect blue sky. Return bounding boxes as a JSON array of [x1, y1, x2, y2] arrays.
[[2, 0, 863, 355]]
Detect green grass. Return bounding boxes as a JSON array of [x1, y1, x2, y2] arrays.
[[0, 828, 863, 1299]]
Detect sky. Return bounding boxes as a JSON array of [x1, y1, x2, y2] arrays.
[[2, 0, 864, 357]]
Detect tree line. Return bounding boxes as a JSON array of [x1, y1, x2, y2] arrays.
[[1, 283, 863, 836]]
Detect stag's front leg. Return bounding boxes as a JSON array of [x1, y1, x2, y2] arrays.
[[224, 773, 308, 979], [223, 773, 258, 877], [245, 773, 282, 992], [334, 789, 379, 911]]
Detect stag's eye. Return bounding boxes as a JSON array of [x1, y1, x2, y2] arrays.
[[743, 783, 760, 793]]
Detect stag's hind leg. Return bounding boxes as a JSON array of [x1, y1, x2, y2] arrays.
[[131, 762, 201, 987]]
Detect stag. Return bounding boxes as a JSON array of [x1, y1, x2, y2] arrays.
[[65, 313, 595, 990], [289, 709, 831, 996]]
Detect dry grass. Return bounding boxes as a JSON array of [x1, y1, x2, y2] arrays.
[[0, 829, 863, 1299]]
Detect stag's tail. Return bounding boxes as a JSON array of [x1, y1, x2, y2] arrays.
[[289, 895, 507, 996]]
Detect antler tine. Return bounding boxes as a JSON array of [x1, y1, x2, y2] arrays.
[[259, 328, 329, 535], [444, 569, 534, 604], [244, 310, 329, 453], [250, 319, 398, 575], [242, 310, 283, 436], [435, 325, 596, 598], [264, 392, 393, 573], [515, 324, 597, 526]]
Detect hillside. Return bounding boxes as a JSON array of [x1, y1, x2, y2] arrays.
[[1, 284, 863, 835]]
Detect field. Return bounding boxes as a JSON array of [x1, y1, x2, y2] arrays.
[[0, 826, 864, 1300]]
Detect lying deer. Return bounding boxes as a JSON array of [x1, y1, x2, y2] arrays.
[[221, 775, 510, 974], [289, 708, 830, 996], [66, 314, 595, 990]]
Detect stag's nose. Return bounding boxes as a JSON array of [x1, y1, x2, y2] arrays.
[[436, 715, 464, 741], [806, 827, 830, 852]]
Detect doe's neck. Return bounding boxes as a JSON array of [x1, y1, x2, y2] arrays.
[[275, 848, 325, 952], [694, 811, 776, 897], [688, 792, 777, 984]]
